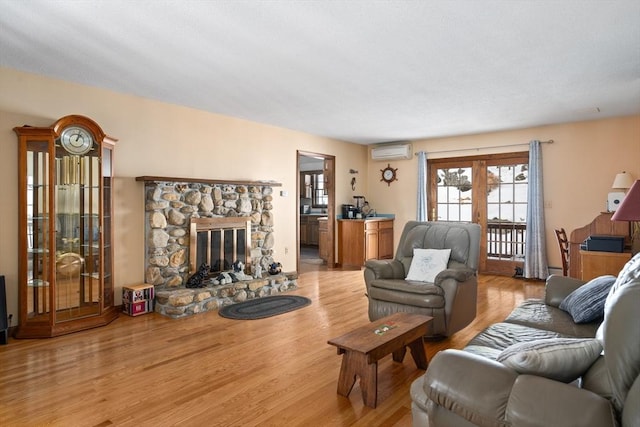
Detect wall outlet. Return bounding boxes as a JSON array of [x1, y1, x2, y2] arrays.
[[284, 247, 289, 254]]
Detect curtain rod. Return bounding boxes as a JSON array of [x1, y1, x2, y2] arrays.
[[416, 139, 554, 156]]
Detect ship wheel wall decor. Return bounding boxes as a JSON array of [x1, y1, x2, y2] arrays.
[[380, 163, 398, 186]]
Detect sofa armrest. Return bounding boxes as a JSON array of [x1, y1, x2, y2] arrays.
[[434, 267, 475, 287], [545, 274, 587, 307], [506, 375, 616, 427], [417, 349, 616, 427], [363, 259, 405, 281], [420, 349, 518, 426]]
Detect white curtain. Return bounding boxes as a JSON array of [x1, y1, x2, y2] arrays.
[[524, 140, 549, 279], [416, 151, 428, 221]]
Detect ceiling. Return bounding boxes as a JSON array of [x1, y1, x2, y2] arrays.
[[1, 1, 639, 144]]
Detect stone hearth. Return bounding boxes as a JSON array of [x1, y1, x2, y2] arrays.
[[155, 272, 298, 318], [136, 176, 295, 318]]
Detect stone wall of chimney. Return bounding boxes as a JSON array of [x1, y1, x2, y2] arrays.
[[142, 180, 276, 289]]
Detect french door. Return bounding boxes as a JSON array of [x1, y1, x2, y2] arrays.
[[427, 152, 529, 275]]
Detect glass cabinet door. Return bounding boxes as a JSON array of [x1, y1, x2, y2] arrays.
[[55, 150, 101, 320], [101, 146, 113, 308], [25, 140, 52, 321]]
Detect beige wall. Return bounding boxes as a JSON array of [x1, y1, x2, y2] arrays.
[[366, 115, 640, 269], [0, 67, 368, 320], [1, 66, 639, 324]]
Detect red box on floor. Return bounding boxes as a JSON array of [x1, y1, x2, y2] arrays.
[[123, 300, 153, 316]]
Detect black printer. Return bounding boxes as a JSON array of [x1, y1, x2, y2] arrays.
[[580, 235, 625, 253]]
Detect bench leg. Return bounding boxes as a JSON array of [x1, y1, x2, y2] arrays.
[[392, 345, 407, 363], [408, 338, 428, 369], [336, 350, 378, 408]]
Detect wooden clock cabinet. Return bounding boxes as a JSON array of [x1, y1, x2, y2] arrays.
[[13, 115, 119, 338]]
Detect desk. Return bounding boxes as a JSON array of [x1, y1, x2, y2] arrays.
[[569, 212, 629, 278], [580, 250, 631, 281]]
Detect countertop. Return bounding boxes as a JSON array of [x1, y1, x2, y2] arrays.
[[337, 215, 395, 222]]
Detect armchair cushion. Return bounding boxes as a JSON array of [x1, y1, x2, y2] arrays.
[[496, 338, 603, 383], [559, 275, 617, 323], [406, 248, 451, 282]]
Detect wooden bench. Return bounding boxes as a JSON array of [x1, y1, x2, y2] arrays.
[[327, 312, 432, 408]]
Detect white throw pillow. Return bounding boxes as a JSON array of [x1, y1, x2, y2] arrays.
[[496, 338, 603, 383], [405, 248, 451, 283]]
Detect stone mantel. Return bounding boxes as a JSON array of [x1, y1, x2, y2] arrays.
[[135, 176, 282, 187]]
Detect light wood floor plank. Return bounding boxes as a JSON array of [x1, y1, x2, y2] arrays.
[[0, 264, 544, 426]]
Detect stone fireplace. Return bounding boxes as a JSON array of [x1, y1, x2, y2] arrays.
[[136, 176, 297, 318]]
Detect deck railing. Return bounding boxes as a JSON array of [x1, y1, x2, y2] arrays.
[[487, 221, 526, 260]]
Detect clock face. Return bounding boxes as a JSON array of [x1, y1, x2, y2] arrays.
[[383, 169, 394, 180], [380, 164, 397, 186], [60, 126, 93, 155]]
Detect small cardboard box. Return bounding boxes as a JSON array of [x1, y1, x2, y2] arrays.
[[122, 284, 154, 316], [123, 284, 154, 303]]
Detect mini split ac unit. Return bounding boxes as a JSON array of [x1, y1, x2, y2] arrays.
[[370, 142, 412, 160]]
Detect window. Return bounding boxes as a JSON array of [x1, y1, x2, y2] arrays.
[[301, 171, 328, 207]]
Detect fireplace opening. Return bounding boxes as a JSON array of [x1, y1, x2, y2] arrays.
[[190, 217, 251, 276]]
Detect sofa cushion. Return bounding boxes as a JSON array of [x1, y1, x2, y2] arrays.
[[505, 299, 600, 337], [497, 337, 603, 383], [368, 281, 445, 308], [559, 275, 616, 323], [464, 322, 567, 360], [405, 248, 451, 282]]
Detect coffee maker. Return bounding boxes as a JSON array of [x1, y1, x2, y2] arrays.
[[342, 204, 357, 219], [353, 196, 366, 215]]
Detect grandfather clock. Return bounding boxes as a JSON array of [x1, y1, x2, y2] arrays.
[[14, 115, 118, 338]]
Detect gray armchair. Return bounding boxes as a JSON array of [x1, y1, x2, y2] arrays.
[[364, 221, 481, 338]]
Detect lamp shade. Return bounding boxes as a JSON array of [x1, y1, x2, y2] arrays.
[[612, 172, 635, 189], [612, 180, 640, 221]]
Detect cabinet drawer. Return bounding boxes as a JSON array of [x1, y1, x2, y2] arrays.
[[365, 221, 379, 230], [379, 220, 393, 229]]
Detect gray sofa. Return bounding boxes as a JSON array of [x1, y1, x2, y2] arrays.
[[411, 252, 640, 427], [364, 221, 481, 338]]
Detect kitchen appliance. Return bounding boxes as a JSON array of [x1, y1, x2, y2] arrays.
[[342, 204, 357, 219], [353, 196, 366, 212], [301, 204, 310, 214]]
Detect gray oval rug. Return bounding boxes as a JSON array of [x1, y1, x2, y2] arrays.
[[219, 295, 311, 320]]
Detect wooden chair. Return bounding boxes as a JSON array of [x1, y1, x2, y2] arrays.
[[555, 228, 570, 276]]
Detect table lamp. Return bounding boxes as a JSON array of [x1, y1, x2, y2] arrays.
[[612, 179, 640, 255], [609, 171, 635, 212]]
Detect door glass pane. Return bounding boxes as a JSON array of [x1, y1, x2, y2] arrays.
[[435, 167, 472, 221], [486, 163, 528, 261]]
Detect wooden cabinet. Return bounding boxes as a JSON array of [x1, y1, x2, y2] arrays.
[[14, 115, 119, 338], [338, 218, 394, 268], [580, 250, 631, 281], [318, 218, 329, 261], [309, 218, 319, 245], [300, 216, 309, 244], [300, 214, 322, 245]]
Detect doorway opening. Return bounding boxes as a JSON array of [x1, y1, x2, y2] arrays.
[[297, 151, 335, 271]]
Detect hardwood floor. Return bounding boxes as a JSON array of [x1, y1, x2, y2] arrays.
[[0, 264, 544, 427]]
